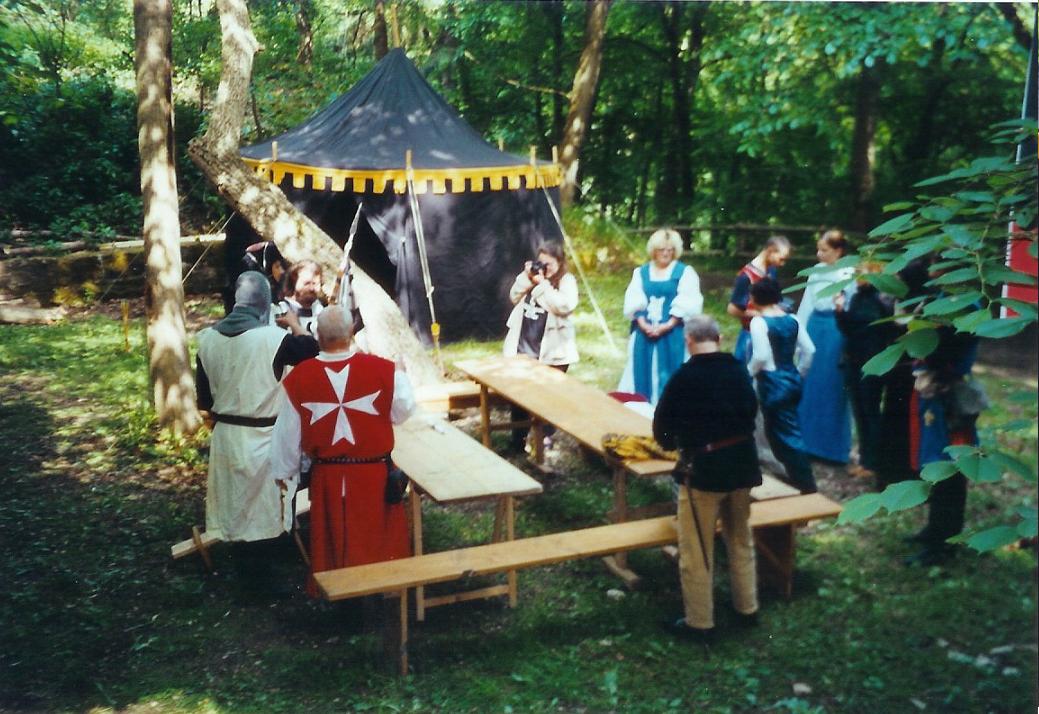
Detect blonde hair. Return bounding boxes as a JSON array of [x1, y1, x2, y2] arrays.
[[646, 228, 684, 260]]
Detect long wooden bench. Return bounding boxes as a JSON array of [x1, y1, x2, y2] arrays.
[[315, 492, 842, 674]]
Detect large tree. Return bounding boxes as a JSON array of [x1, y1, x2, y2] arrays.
[[559, 0, 610, 207], [187, 0, 441, 387], [134, 0, 201, 435]]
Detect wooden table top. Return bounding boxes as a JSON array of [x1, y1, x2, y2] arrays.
[[457, 355, 654, 450], [392, 410, 543, 503]]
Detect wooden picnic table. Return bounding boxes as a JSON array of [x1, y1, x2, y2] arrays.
[[456, 355, 800, 585], [392, 410, 543, 619]]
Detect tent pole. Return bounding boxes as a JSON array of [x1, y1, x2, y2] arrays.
[[533, 157, 619, 356], [405, 149, 444, 374]]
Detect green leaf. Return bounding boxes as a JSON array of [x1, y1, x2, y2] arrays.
[[954, 453, 1003, 483], [880, 480, 931, 512], [986, 450, 1037, 481], [943, 224, 981, 248], [836, 493, 883, 524], [920, 205, 956, 223], [782, 281, 807, 294], [922, 292, 983, 316], [920, 460, 959, 483], [983, 264, 1038, 286], [952, 309, 992, 333], [882, 201, 914, 212], [953, 191, 995, 203], [903, 328, 938, 358], [862, 272, 907, 297], [995, 299, 1038, 319], [926, 268, 978, 286], [1016, 507, 1037, 538], [973, 316, 1033, 339], [963, 526, 1019, 552], [868, 213, 914, 237], [814, 278, 854, 300], [861, 343, 906, 376], [915, 169, 967, 187]]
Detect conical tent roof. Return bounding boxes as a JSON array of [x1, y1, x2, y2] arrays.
[[232, 49, 564, 345], [241, 49, 560, 194]]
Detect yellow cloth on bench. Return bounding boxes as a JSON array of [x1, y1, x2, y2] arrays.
[[601, 434, 677, 462]]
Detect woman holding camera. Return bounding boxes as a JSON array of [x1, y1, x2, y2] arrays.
[[616, 228, 703, 404], [503, 241, 579, 451]]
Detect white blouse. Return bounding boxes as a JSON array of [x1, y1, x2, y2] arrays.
[[748, 315, 816, 377], [622, 261, 704, 322], [796, 264, 855, 327]]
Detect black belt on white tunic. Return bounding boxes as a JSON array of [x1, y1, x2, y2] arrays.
[[211, 412, 277, 428]]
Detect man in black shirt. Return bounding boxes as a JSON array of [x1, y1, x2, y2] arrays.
[[653, 315, 762, 642]]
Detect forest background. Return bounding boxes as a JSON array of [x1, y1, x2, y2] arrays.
[[0, 0, 1034, 246]]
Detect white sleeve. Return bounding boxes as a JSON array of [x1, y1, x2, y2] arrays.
[[391, 369, 417, 424], [670, 264, 704, 318], [748, 316, 774, 375], [269, 389, 302, 485], [531, 273, 579, 316], [796, 322, 816, 376], [795, 274, 817, 328], [622, 268, 647, 320]]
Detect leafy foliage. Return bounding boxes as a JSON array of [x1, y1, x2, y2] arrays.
[[835, 119, 1038, 549]]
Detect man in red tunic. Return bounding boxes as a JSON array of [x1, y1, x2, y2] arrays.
[[270, 306, 415, 597]]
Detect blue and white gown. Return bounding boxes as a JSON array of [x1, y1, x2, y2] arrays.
[[749, 314, 818, 493], [796, 265, 854, 463], [617, 261, 703, 404]]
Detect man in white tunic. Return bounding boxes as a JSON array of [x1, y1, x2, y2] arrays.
[[196, 271, 318, 544]]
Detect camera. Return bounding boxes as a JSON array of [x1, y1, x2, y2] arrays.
[[272, 302, 289, 318], [529, 260, 547, 275]]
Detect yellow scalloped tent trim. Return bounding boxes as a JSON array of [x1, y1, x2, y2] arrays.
[[242, 158, 562, 195]]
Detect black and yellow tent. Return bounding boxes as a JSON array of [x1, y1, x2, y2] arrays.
[[232, 48, 564, 344]]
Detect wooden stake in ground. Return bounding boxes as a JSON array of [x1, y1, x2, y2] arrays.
[[134, 0, 202, 435]]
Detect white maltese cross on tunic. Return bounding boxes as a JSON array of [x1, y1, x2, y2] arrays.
[[300, 364, 382, 445]]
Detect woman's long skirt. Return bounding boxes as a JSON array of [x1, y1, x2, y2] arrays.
[[797, 310, 851, 463]]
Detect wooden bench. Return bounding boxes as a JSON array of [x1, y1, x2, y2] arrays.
[[316, 493, 842, 674], [455, 355, 803, 584], [414, 380, 504, 416]]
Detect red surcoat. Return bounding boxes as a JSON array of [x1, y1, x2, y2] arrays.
[[281, 353, 410, 596]]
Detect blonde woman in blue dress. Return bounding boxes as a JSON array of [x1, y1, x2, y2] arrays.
[[795, 229, 855, 464], [617, 229, 703, 405]]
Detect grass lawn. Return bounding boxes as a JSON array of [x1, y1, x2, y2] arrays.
[[0, 273, 1035, 713]]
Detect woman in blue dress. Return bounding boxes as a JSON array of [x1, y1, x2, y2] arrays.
[[616, 228, 703, 404], [748, 278, 818, 493], [796, 229, 854, 464]]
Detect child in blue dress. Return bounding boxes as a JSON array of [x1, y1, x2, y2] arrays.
[[747, 278, 818, 493]]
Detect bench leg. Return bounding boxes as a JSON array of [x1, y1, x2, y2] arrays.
[[410, 491, 426, 622], [491, 497, 506, 543], [398, 589, 408, 676], [530, 419, 545, 464], [192, 526, 214, 572], [754, 524, 796, 598]]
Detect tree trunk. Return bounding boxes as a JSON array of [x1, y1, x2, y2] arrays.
[[373, 0, 388, 60], [850, 62, 879, 233], [295, 0, 314, 65], [542, 0, 566, 144], [134, 0, 202, 435], [559, 0, 611, 207], [189, 0, 441, 387]]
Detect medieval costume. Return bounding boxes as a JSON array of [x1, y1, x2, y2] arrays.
[[748, 314, 817, 493], [270, 349, 415, 596], [730, 262, 778, 364], [616, 261, 703, 404], [654, 350, 762, 633], [796, 265, 855, 463], [196, 271, 318, 543]]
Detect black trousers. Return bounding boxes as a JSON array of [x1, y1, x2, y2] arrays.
[[923, 472, 967, 544], [511, 362, 568, 449]]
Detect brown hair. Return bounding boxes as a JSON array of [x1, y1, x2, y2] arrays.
[[288, 260, 322, 293], [536, 240, 567, 287], [820, 228, 849, 256]]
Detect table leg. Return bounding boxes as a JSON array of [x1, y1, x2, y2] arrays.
[[479, 385, 491, 448], [506, 496, 517, 608], [602, 464, 641, 588], [398, 589, 409, 676], [491, 497, 506, 543], [530, 419, 545, 464], [410, 490, 426, 622], [754, 524, 796, 598]]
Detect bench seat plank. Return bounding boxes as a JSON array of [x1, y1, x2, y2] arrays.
[[316, 493, 842, 601]]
